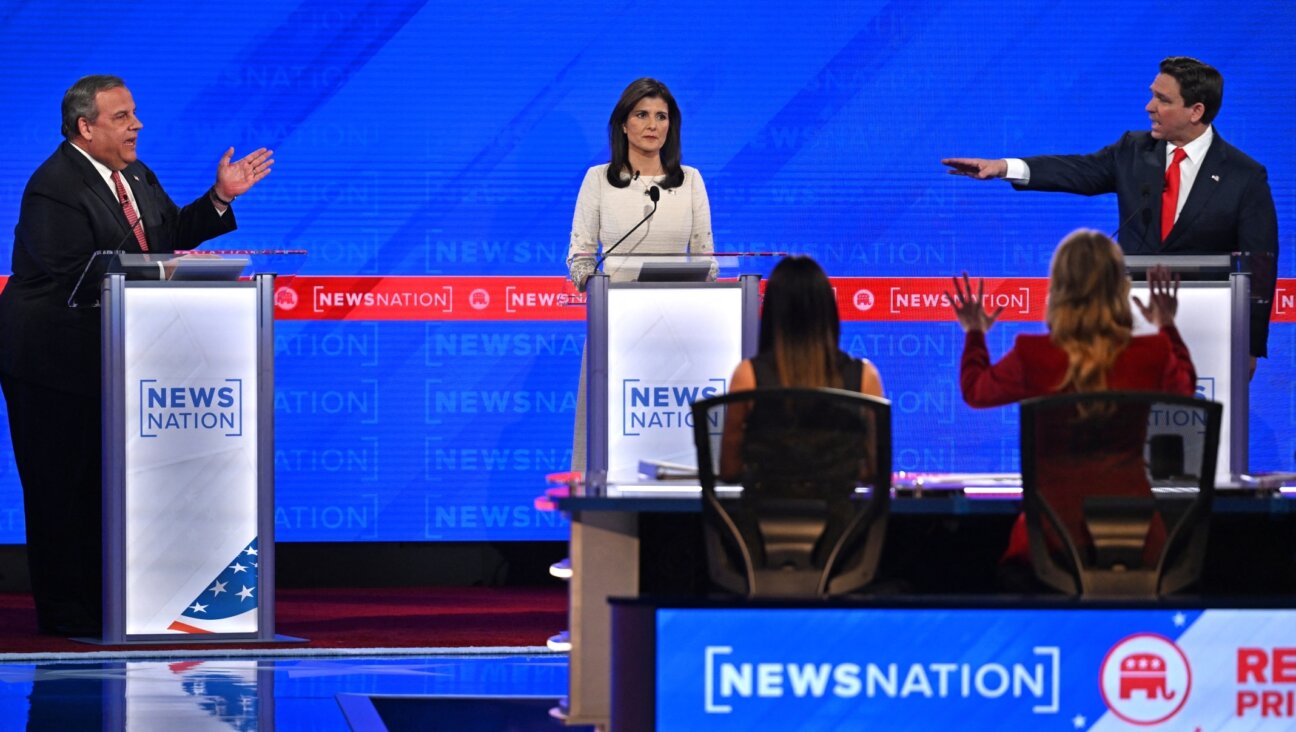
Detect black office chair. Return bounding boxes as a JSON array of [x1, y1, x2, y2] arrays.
[[1019, 391, 1222, 598], [691, 388, 891, 598]]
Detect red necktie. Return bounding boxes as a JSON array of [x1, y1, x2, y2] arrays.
[[1160, 147, 1187, 243], [111, 170, 149, 252]]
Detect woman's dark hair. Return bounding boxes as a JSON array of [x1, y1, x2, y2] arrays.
[[605, 77, 684, 189], [758, 256, 843, 388]]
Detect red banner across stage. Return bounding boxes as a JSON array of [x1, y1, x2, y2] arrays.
[[271, 275, 587, 321], [1, 275, 1293, 322], [831, 277, 1046, 322]]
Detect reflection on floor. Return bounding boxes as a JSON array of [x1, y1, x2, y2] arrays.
[[0, 653, 585, 730]]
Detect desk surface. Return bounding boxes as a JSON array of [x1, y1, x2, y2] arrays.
[[555, 474, 1296, 515]]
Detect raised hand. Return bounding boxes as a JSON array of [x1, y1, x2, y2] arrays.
[[1132, 264, 1180, 329], [946, 272, 1005, 333], [214, 147, 274, 202], [941, 157, 1007, 180]]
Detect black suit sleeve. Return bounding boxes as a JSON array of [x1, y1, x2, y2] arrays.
[[134, 163, 236, 252], [1015, 134, 1128, 196], [13, 183, 102, 294]]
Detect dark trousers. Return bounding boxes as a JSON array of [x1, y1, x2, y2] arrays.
[[0, 372, 102, 634]]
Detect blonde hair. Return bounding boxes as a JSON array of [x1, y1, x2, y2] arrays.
[[1046, 229, 1133, 393]]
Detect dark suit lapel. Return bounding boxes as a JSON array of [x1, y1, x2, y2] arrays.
[[1166, 135, 1226, 248], [1136, 139, 1166, 252], [61, 141, 131, 233]]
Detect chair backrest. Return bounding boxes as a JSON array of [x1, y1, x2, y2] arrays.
[[1019, 391, 1222, 598], [691, 387, 891, 597]]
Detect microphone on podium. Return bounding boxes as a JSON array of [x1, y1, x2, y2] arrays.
[[66, 217, 149, 307], [595, 185, 660, 271], [1112, 184, 1152, 245], [111, 216, 147, 256]]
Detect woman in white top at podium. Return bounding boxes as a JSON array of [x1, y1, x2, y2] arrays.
[[566, 77, 714, 290], [566, 78, 715, 473]]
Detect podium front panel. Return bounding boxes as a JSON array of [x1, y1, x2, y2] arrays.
[[1130, 281, 1236, 485], [121, 285, 261, 636], [605, 284, 744, 484]]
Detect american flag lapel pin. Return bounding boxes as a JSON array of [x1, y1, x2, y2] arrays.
[[1211, 174, 1220, 182]]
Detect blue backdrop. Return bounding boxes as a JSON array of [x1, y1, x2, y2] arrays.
[[0, 1, 1292, 542]]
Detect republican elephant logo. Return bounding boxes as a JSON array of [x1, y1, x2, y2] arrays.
[[1118, 652, 1176, 700], [1100, 633, 1191, 725]]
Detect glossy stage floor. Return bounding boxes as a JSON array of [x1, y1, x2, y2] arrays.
[[0, 651, 584, 730]]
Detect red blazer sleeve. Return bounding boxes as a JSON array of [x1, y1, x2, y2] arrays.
[[960, 331, 1032, 408], [1159, 325, 1197, 396]]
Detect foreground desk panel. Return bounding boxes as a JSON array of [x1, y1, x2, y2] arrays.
[[612, 598, 1296, 731], [560, 482, 1296, 728]]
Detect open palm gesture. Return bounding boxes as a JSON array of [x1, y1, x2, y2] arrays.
[[1132, 265, 1180, 329], [213, 147, 274, 202], [946, 272, 1005, 333]]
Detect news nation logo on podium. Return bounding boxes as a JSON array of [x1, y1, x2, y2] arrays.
[[138, 379, 244, 438]]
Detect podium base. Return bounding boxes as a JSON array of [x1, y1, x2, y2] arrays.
[[70, 633, 308, 646]]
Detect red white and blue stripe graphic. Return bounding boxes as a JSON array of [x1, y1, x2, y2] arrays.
[[168, 539, 259, 634]]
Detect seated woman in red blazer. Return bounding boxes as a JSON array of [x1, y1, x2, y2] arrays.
[[947, 229, 1196, 571]]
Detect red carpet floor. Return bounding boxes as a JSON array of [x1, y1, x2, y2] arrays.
[[0, 586, 568, 654]]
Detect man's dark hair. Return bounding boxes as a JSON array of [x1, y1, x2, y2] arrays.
[[61, 75, 126, 141], [1159, 56, 1223, 125]]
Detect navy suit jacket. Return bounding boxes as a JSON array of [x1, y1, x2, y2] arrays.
[[0, 141, 237, 393], [1017, 130, 1278, 357]]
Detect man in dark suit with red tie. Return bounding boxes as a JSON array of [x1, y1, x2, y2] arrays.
[[0, 75, 273, 635], [942, 56, 1279, 373]]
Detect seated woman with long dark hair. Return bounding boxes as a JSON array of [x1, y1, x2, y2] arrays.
[[719, 255, 883, 481], [948, 228, 1196, 571]]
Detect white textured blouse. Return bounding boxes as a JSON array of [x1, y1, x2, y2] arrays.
[[566, 164, 714, 286]]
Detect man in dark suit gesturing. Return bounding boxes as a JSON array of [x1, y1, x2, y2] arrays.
[[942, 56, 1278, 373], [0, 75, 273, 635]]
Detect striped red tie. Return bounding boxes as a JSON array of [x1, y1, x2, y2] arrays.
[[111, 170, 149, 252], [1160, 147, 1187, 243]]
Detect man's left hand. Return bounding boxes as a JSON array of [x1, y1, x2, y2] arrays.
[[213, 147, 274, 202]]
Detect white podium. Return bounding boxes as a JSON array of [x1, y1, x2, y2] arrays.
[[1126, 254, 1250, 485], [567, 265, 762, 725], [582, 272, 763, 491], [93, 255, 287, 644]]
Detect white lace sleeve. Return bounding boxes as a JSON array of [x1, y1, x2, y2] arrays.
[[687, 168, 717, 279], [567, 167, 603, 289], [688, 168, 714, 255]]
